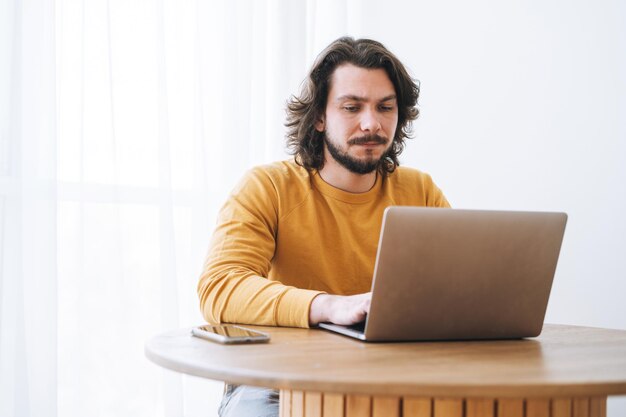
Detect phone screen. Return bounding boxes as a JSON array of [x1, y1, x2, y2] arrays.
[[197, 324, 265, 338]]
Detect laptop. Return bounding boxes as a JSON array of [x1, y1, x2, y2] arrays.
[[318, 207, 568, 342]]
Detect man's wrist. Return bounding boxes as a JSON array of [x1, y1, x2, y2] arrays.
[[309, 293, 331, 326]]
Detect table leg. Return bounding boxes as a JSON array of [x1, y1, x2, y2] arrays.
[[279, 391, 607, 417]]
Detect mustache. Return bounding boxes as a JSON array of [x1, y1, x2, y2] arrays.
[[347, 134, 389, 146]]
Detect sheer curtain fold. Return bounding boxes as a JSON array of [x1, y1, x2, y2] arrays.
[[0, 1, 57, 417], [1, 0, 354, 416]]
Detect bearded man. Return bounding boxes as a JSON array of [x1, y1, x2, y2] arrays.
[[198, 36, 450, 417]]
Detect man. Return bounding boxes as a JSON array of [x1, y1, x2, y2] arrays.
[[198, 37, 450, 416]]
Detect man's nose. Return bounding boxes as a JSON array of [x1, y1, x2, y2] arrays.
[[359, 108, 382, 133]]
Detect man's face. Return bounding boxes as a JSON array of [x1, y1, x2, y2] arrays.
[[315, 63, 399, 175]]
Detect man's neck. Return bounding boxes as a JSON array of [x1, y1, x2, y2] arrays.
[[317, 160, 378, 193]]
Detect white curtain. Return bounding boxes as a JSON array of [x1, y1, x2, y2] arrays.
[[1, 1, 58, 416], [0, 0, 361, 416]]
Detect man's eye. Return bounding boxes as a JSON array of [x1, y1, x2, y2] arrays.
[[379, 105, 394, 112], [343, 106, 359, 112]]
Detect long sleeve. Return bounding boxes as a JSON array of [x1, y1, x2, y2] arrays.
[[197, 168, 324, 328]]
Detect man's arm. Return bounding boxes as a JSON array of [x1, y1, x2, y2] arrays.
[[198, 168, 324, 328]]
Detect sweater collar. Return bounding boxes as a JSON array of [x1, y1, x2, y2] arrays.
[[311, 170, 382, 204]]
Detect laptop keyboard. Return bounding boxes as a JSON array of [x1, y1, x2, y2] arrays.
[[346, 321, 366, 334]]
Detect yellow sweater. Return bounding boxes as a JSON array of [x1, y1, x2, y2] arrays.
[[198, 160, 450, 328]]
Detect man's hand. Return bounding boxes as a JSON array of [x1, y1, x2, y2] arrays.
[[309, 292, 372, 326]]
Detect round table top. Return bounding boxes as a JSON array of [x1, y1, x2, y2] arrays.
[[145, 324, 626, 398]]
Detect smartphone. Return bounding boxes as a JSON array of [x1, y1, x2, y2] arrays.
[[191, 324, 270, 344]]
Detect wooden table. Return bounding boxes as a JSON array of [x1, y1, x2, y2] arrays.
[[145, 324, 626, 417]]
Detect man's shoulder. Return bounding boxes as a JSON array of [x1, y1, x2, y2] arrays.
[[389, 165, 435, 185], [236, 160, 312, 202], [247, 159, 311, 187], [386, 165, 449, 207], [227, 160, 312, 216]]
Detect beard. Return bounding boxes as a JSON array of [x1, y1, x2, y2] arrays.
[[324, 133, 391, 175]]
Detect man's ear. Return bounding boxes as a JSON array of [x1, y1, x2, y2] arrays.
[[315, 116, 325, 132]]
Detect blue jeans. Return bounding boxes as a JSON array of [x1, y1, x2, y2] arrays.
[[218, 384, 279, 417]]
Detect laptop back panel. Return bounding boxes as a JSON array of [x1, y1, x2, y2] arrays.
[[363, 207, 567, 342]]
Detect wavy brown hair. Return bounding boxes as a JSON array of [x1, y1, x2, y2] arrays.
[[285, 37, 420, 175]]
